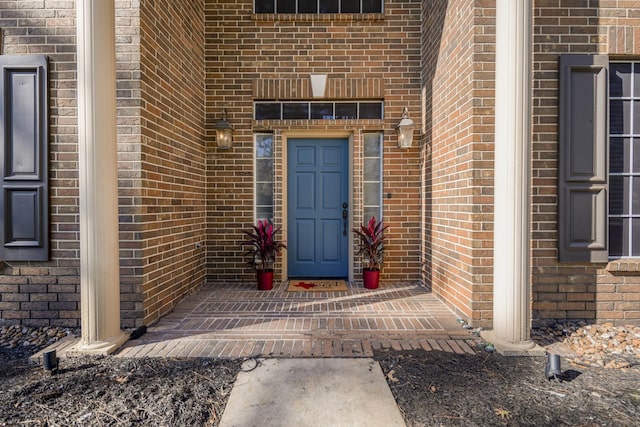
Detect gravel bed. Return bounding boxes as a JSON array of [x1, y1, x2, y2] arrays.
[[531, 321, 640, 369], [0, 324, 78, 351]]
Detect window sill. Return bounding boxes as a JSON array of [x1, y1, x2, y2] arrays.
[[253, 13, 384, 23], [605, 259, 640, 273]]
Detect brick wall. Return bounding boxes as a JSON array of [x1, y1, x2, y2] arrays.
[[532, 1, 640, 326], [136, 0, 207, 325], [421, 0, 496, 328], [0, 1, 82, 327], [3, 0, 636, 329], [204, 0, 423, 283], [0, 0, 207, 328], [116, 0, 144, 327]]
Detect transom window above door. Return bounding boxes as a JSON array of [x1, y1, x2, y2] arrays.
[[255, 101, 384, 120], [255, 0, 383, 14]]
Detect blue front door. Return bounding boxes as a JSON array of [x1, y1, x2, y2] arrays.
[[288, 138, 349, 278]]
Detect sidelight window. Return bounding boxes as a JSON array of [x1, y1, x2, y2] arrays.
[[255, 134, 275, 223], [363, 132, 383, 221]]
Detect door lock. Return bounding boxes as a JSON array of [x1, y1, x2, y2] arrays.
[[342, 202, 348, 236]]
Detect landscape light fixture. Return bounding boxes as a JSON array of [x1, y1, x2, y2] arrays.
[[545, 352, 562, 381], [215, 109, 233, 149], [43, 349, 58, 374], [396, 107, 415, 148]]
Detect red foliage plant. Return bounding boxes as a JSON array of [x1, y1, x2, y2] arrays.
[[241, 220, 287, 271], [352, 216, 389, 270]]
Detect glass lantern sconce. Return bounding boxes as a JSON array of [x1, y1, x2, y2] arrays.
[[215, 109, 233, 149], [396, 107, 415, 148]]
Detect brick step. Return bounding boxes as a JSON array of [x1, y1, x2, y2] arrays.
[[117, 336, 481, 359]]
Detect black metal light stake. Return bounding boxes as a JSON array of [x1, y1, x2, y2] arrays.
[[545, 352, 562, 381], [43, 349, 58, 374]]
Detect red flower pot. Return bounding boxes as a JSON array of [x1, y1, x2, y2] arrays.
[[256, 269, 274, 290], [363, 268, 380, 289]]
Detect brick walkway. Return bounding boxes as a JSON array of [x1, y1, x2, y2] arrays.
[[116, 282, 480, 358]]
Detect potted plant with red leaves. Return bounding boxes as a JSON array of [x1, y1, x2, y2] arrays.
[[241, 220, 287, 290], [352, 216, 389, 289]]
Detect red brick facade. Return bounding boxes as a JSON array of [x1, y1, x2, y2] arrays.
[[422, 0, 496, 327], [0, 1, 81, 327], [0, 0, 207, 327], [0, 1, 638, 329], [531, 1, 640, 326], [204, 1, 423, 284], [136, 0, 207, 326]]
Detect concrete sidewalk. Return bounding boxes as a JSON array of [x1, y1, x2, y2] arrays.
[[219, 358, 406, 427]]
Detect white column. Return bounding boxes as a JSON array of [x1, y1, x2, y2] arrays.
[[73, 0, 127, 354], [480, 0, 541, 355]]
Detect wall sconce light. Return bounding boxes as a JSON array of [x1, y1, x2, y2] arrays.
[[396, 107, 415, 148], [215, 109, 233, 149]]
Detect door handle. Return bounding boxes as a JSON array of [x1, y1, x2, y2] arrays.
[[342, 203, 348, 236]]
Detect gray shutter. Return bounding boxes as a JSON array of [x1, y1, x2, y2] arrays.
[[0, 55, 49, 261], [558, 54, 609, 262]]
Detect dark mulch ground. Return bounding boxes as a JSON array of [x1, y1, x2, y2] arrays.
[[1, 345, 639, 426], [375, 349, 640, 427], [0, 347, 240, 426]]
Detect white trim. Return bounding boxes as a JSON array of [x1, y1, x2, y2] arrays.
[[348, 134, 354, 282], [310, 74, 327, 98]]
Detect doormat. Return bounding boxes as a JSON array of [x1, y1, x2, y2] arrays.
[[287, 280, 348, 292]]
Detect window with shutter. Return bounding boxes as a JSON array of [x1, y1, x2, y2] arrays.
[[558, 54, 609, 262], [608, 61, 640, 258], [0, 55, 49, 261]]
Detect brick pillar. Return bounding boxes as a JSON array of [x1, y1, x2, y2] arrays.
[[481, 0, 541, 355], [73, 0, 127, 354]]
